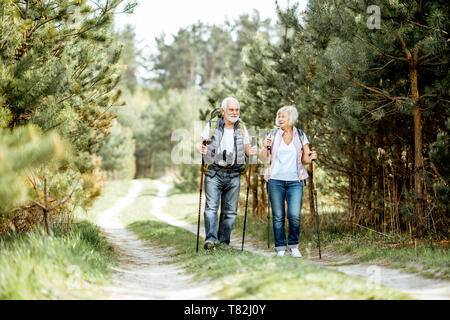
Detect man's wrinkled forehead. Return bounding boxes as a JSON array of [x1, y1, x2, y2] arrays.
[[225, 101, 240, 111]]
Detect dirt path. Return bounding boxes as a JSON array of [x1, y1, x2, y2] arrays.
[[96, 180, 219, 300], [151, 180, 450, 300]]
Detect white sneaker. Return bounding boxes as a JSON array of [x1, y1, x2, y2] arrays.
[[276, 250, 285, 257], [289, 248, 302, 258]]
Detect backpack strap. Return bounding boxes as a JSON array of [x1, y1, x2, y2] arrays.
[[268, 128, 279, 155], [207, 119, 219, 145], [297, 128, 305, 149]]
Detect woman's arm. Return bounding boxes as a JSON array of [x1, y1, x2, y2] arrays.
[[258, 137, 272, 163], [302, 144, 318, 164]]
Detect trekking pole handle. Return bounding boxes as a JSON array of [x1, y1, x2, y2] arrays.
[[310, 147, 317, 190]]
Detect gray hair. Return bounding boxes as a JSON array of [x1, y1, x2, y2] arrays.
[[221, 97, 240, 111], [275, 106, 299, 127]]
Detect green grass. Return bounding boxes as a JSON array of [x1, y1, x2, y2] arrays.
[[0, 221, 117, 299], [114, 179, 410, 299], [164, 190, 199, 224], [0, 178, 145, 300], [76, 179, 133, 223], [127, 219, 412, 299], [119, 179, 158, 226], [302, 225, 450, 280], [162, 184, 450, 280], [235, 212, 450, 280]]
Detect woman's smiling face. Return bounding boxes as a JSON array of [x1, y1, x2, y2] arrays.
[[277, 111, 290, 129]]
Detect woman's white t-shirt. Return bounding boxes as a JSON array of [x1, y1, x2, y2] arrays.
[[270, 138, 299, 181]]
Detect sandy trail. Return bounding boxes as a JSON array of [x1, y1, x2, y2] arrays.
[[96, 180, 218, 300], [151, 180, 450, 300]]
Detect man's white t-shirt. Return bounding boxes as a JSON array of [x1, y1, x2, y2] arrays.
[[201, 122, 250, 165]]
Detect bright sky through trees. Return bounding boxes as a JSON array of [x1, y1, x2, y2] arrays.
[[115, 0, 308, 51]]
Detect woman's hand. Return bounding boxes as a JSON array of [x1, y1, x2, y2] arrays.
[[308, 150, 318, 161], [264, 137, 272, 149]]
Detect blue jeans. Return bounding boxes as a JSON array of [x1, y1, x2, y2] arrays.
[[268, 179, 303, 251], [204, 171, 241, 245]]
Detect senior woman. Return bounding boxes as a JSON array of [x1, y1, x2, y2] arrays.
[[259, 106, 318, 257]]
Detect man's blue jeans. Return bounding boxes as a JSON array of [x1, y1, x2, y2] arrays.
[[268, 179, 303, 251], [204, 171, 241, 245]]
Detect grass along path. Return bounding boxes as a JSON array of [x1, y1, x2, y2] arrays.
[[166, 187, 449, 282], [153, 179, 450, 300], [94, 179, 218, 299], [0, 178, 142, 300], [128, 180, 412, 299], [0, 222, 117, 299]]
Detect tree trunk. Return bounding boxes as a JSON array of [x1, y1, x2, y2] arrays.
[[398, 35, 426, 236], [43, 209, 51, 235], [411, 58, 425, 236]]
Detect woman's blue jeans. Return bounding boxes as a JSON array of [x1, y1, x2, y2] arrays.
[[268, 179, 303, 251]]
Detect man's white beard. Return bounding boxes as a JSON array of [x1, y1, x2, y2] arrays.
[[226, 114, 239, 123]]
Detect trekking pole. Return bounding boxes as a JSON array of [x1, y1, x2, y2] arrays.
[[196, 140, 207, 252], [311, 147, 322, 259], [266, 137, 272, 249], [241, 136, 256, 251]]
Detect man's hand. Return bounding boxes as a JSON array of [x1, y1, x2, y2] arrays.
[[196, 140, 207, 155], [249, 145, 257, 156]]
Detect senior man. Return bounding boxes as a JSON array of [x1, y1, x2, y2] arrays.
[[195, 97, 257, 250]]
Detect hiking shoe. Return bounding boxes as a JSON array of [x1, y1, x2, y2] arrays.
[[289, 248, 302, 258], [217, 243, 232, 251], [204, 241, 216, 250], [276, 250, 285, 257]]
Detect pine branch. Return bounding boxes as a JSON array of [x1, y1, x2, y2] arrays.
[[343, 64, 402, 102], [429, 162, 448, 186], [43, 171, 48, 204], [368, 59, 395, 72], [48, 176, 81, 211], [354, 35, 408, 62], [11, 2, 24, 19], [25, 0, 29, 20], [406, 19, 448, 35], [27, 173, 43, 204], [315, 0, 322, 21], [31, 16, 59, 34], [333, 0, 345, 25], [396, 32, 412, 62]]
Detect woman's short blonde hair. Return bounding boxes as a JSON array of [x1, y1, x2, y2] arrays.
[[275, 106, 298, 127]]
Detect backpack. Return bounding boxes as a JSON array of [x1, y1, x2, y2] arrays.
[[204, 108, 246, 173], [268, 127, 307, 154]]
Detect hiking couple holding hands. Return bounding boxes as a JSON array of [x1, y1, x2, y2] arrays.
[[195, 97, 318, 257]]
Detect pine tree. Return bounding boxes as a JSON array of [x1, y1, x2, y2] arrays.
[[0, 0, 136, 231], [98, 119, 136, 179], [236, 0, 449, 236], [0, 124, 65, 229]]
